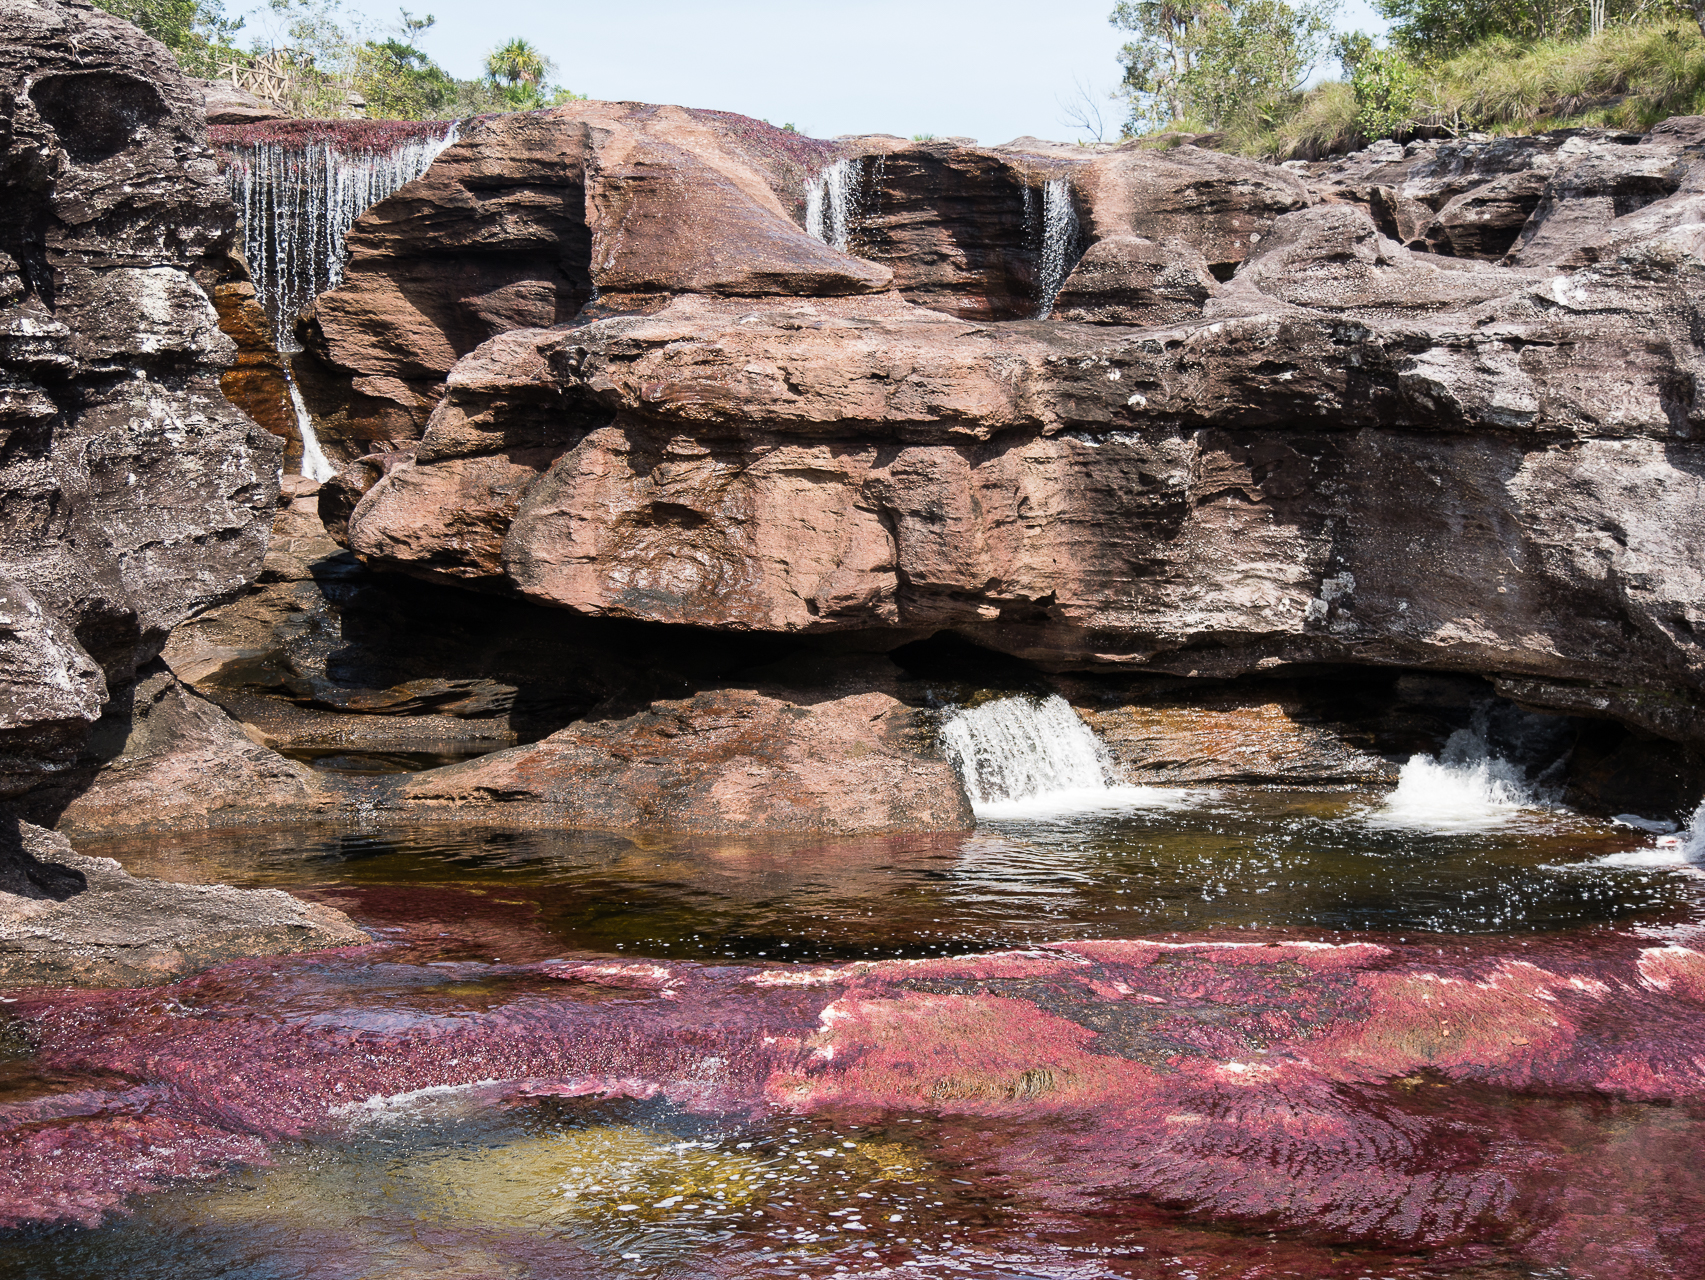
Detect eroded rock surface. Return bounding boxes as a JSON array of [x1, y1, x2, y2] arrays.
[[0, 818, 362, 986], [0, 0, 356, 980], [0, 0, 278, 770]]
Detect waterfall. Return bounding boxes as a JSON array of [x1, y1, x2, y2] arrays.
[[1368, 708, 1564, 833], [224, 122, 459, 351], [939, 694, 1180, 818], [805, 158, 859, 253], [1033, 177, 1079, 319], [286, 366, 336, 483]]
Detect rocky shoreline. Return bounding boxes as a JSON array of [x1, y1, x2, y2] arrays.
[[3, 0, 1705, 960]]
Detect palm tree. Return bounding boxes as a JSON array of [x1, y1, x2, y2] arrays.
[[484, 37, 553, 89]]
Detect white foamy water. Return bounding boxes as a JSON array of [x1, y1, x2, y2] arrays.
[[1033, 177, 1079, 318], [286, 367, 336, 483], [225, 123, 459, 348], [1579, 799, 1705, 875], [1367, 724, 1550, 833], [805, 158, 858, 253], [939, 694, 1182, 819]]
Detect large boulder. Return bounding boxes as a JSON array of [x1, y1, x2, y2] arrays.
[[297, 104, 889, 452], [0, 0, 279, 770]]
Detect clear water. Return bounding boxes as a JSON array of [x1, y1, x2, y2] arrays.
[[5, 785, 1702, 1278], [76, 792, 1703, 961]]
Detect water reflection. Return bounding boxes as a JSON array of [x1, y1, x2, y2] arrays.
[[83, 790, 1703, 965]]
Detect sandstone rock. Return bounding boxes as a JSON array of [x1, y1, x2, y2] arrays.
[[21, 660, 329, 837], [0, 817, 364, 987], [393, 666, 972, 835], [1076, 687, 1396, 785], [298, 104, 887, 454], [196, 79, 285, 126], [335, 189, 1705, 749]]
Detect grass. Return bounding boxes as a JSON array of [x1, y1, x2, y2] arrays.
[[1136, 20, 1705, 161], [1424, 21, 1705, 132]]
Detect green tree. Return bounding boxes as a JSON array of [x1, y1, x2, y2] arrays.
[[1113, 0, 1339, 133], [1346, 42, 1423, 138], [93, 0, 244, 72]]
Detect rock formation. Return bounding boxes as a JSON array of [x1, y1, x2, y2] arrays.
[[322, 116, 1705, 772], [0, 0, 360, 974]]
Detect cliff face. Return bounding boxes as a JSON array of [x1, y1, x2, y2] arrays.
[[322, 115, 1705, 750], [0, 0, 360, 979], [0, 0, 280, 798]]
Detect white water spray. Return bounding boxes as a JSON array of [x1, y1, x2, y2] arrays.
[[1033, 177, 1079, 318], [939, 694, 1181, 818], [286, 367, 336, 484], [805, 158, 858, 253], [224, 123, 458, 349], [1369, 713, 1557, 833]]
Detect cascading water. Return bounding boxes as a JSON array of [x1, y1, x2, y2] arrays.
[[939, 694, 1180, 818], [1369, 707, 1563, 832], [1033, 177, 1079, 319], [805, 158, 860, 253], [224, 123, 459, 347], [220, 122, 458, 479], [287, 368, 336, 484]]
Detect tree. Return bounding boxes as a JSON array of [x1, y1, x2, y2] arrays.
[[486, 37, 553, 88], [1113, 0, 1339, 133], [94, 0, 244, 72]]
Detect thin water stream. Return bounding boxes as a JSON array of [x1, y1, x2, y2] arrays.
[[3, 696, 1702, 1278]]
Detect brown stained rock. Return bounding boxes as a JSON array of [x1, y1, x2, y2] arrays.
[[212, 279, 296, 447], [393, 678, 972, 835], [336, 201, 1705, 746], [1071, 143, 1312, 278], [1077, 692, 1395, 786], [298, 104, 888, 454], [830, 139, 1051, 321], [1051, 235, 1215, 327], [0, 819, 364, 987]]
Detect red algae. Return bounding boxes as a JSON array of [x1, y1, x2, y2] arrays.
[[2, 929, 1703, 1275], [208, 118, 457, 153]]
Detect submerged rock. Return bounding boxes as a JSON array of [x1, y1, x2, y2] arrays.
[[3, 927, 1701, 1275]]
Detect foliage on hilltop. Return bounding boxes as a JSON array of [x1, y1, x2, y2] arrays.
[[1110, 0, 1705, 158], [93, 0, 586, 119]]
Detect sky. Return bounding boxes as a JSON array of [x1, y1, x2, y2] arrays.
[[238, 0, 1388, 145]]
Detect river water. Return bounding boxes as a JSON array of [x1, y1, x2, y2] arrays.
[[3, 702, 1703, 1279]]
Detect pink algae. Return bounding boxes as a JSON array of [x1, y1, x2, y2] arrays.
[[1, 928, 1702, 1275], [208, 119, 457, 152]]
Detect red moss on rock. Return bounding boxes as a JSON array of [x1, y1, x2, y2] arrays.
[[3, 926, 1703, 1275], [209, 118, 456, 152]]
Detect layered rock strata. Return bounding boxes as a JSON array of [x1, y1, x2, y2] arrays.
[[0, 0, 360, 973]]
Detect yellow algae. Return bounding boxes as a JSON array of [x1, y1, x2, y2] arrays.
[[401, 1125, 771, 1227]]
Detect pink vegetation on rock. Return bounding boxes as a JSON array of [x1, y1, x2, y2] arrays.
[[0, 930, 1702, 1276]]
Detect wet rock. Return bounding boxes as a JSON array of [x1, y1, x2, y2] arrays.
[[0, 817, 363, 987], [1073, 682, 1397, 785], [392, 665, 972, 835]]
